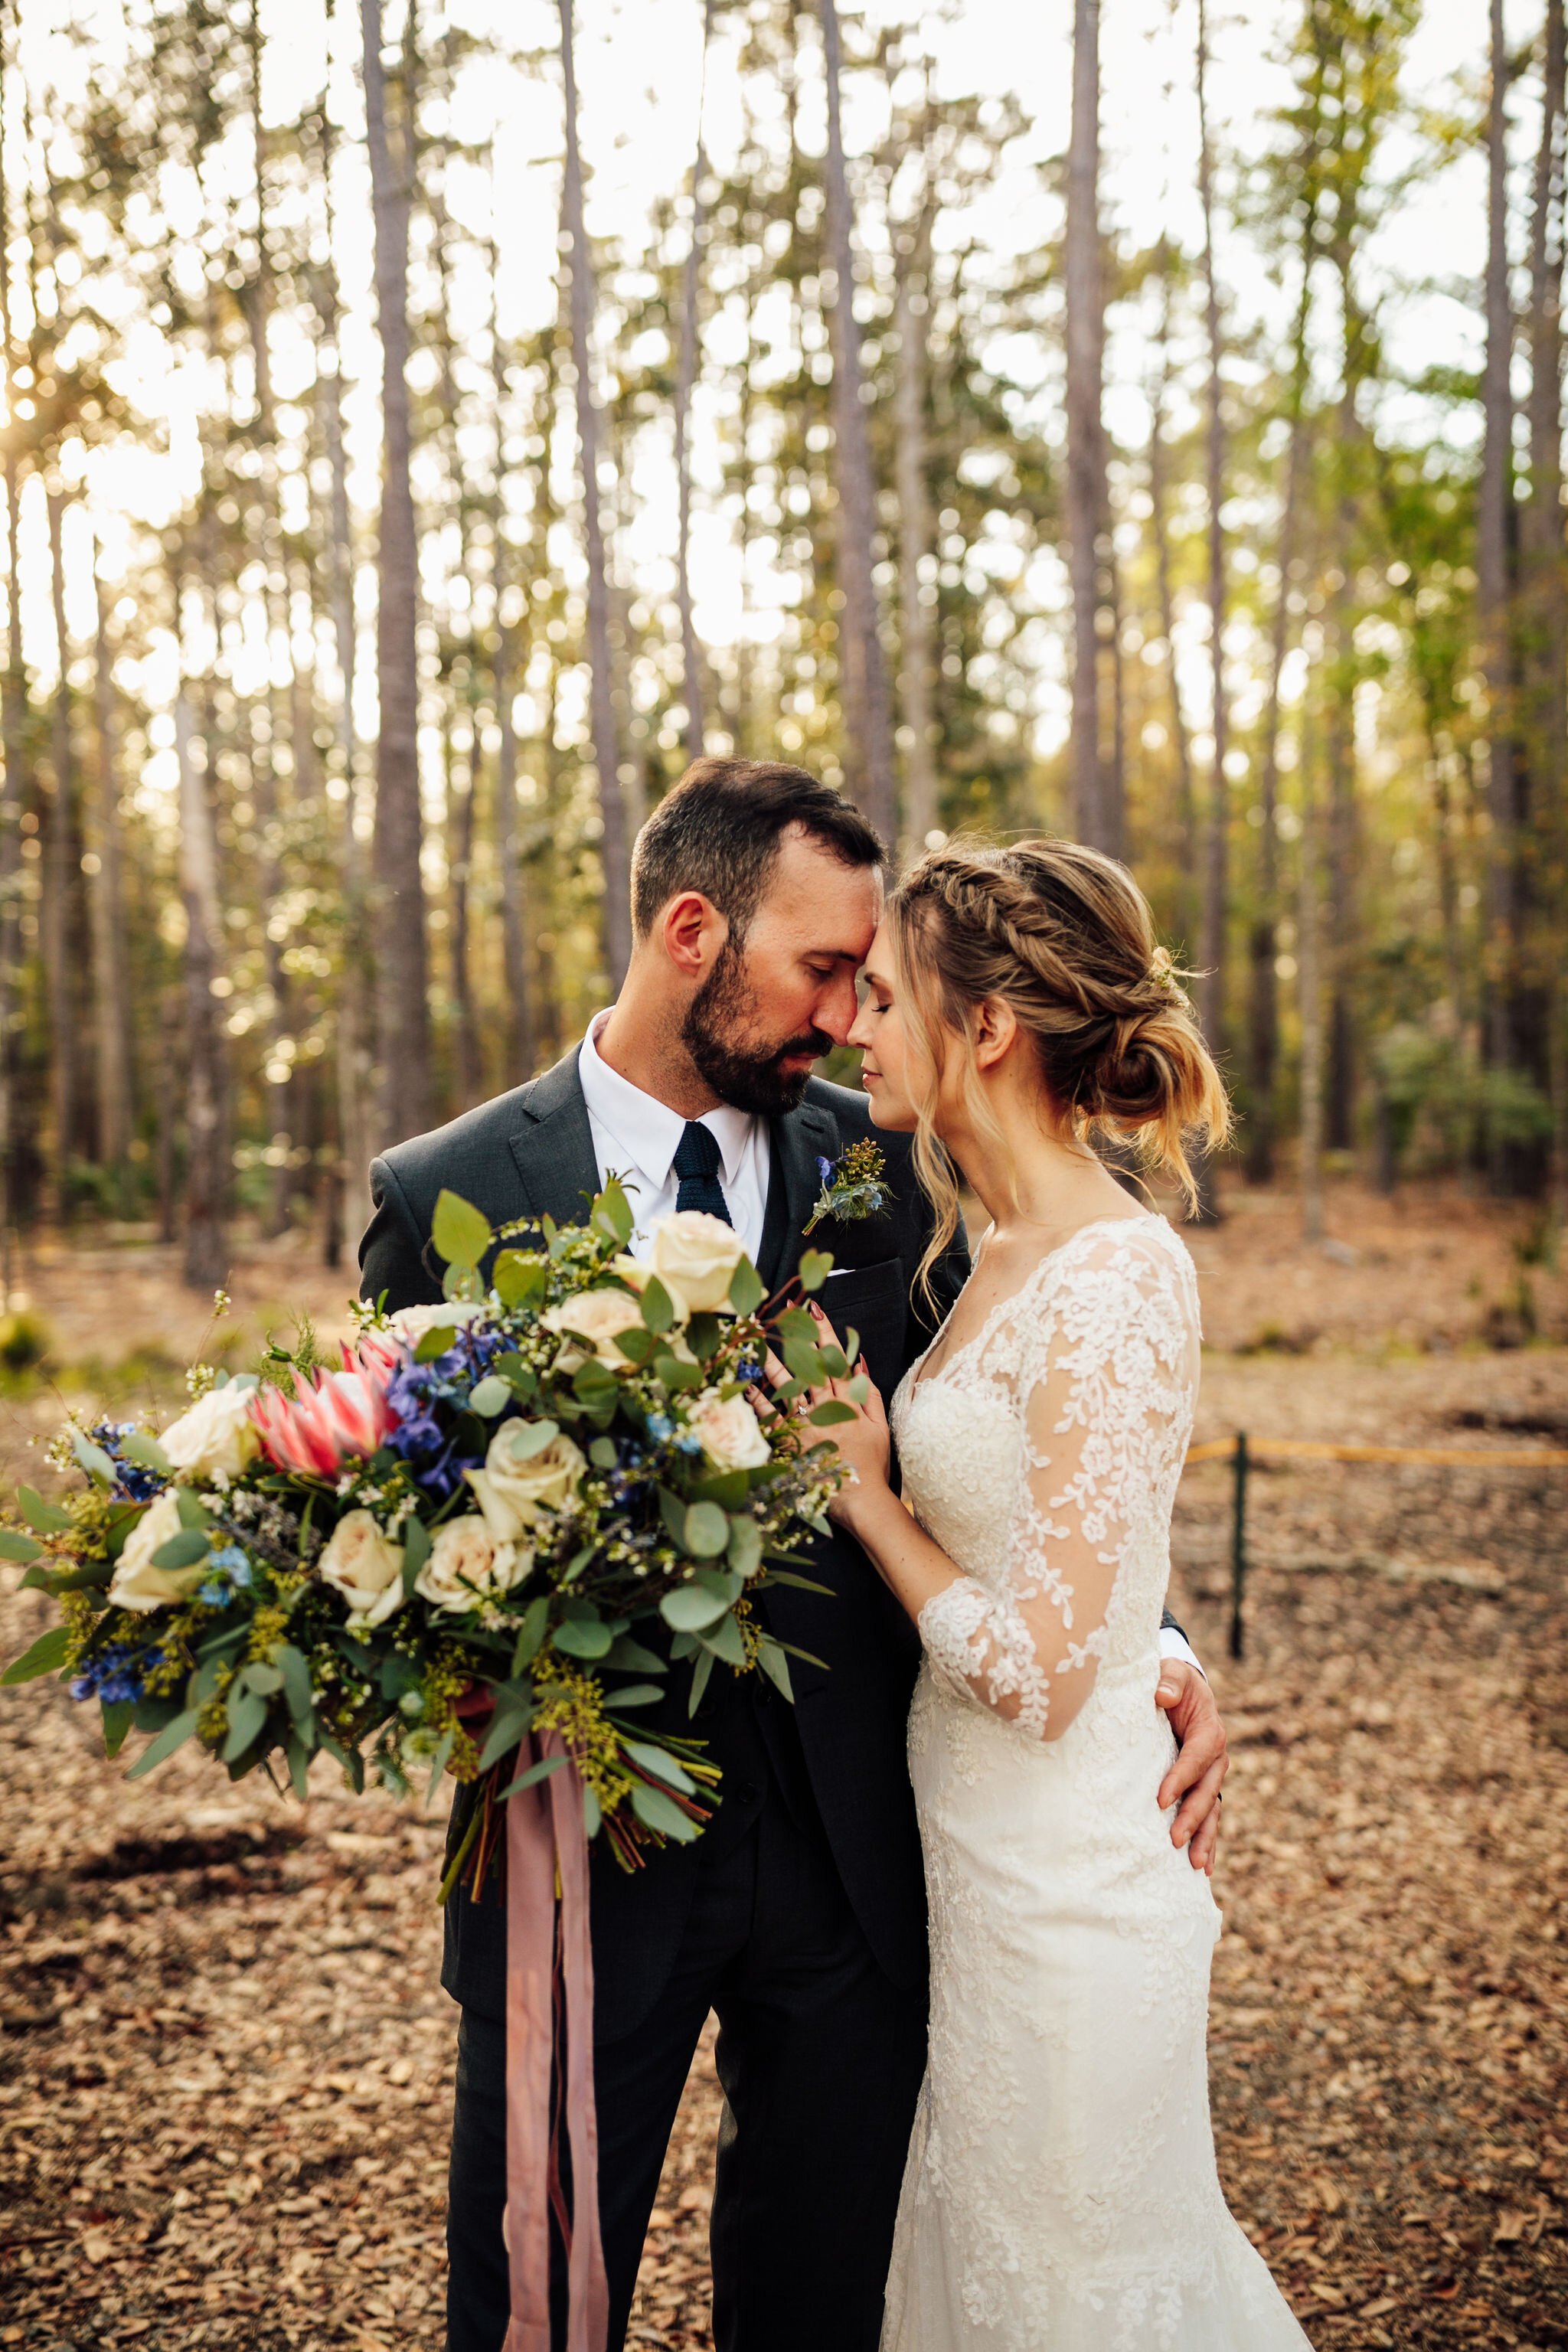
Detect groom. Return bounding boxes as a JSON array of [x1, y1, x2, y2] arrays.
[[359, 758, 1228, 2352]]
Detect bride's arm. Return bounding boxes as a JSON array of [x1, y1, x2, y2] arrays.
[[807, 1235, 1197, 1743]]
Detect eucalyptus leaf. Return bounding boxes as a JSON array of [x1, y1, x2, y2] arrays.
[[798, 1249, 834, 1292], [727, 1256, 764, 1317], [659, 1583, 731, 1634], [808, 1400, 858, 1425], [101, 1699, 134, 1757], [223, 1684, 269, 1762], [467, 1375, 511, 1419], [18, 1487, 71, 1535], [622, 1740, 697, 1795], [496, 1417, 560, 1462], [639, 1277, 677, 1334], [71, 1433, 118, 1486], [698, 1610, 748, 1668], [120, 1428, 172, 1477], [497, 1753, 570, 1802], [443, 1263, 485, 1305], [243, 1661, 284, 1697], [401, 1514, 432, 1599], [125, 1707, 201, 1779], [415, 1323, 459, 1362], [478, 1704, 534, 1775], [511, 1594, 552, 1673], [630, 1781, 698, 1841], [175, 1489, 211, 1533], [727, 1516, 763, 1578], [551, 1617, 614, 1661], [0, 1529, 42, 1563], [756, 1635, 794, 1702], [588, 1436, 618, 1468], [433, 1189, 495, 1272], [286, 1734, 312, 1801], [687, 1646, 716, 1717], [151, 1530, 210, 1571], [604, 1684, 665, 1709], [1, 1625, 70, 1685], [606, 1635, 666, 1675], [492, 1252, 547, 1311], [682, 1501, 730, 1560]]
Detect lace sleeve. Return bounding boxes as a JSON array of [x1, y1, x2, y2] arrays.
[[916, 1227, 1196, 1741]]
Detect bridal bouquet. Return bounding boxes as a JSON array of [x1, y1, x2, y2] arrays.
[[0, 1183, 858, 1880]]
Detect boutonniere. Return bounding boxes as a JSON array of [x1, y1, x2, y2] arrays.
[[804, 1137, 890, 1235]]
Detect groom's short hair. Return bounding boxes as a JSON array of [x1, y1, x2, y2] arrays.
[[631, 757, 886, 942]]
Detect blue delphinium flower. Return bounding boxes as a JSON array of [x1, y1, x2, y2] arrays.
[[384, 1320, 510, 1498], [71, 1643, 159, 1706], [816, 1155, 835, 1186], [88, 1420, 165, 1504]]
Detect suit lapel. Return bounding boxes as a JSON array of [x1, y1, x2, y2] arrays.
[[759, 1096, 840, 1294], [506, 1052, 603, 1229]]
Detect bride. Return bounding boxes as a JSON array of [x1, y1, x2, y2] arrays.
[[781, 838, 1312, 2350]]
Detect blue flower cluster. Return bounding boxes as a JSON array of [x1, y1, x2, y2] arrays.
[[816, 1155, 835, 1184], [88, 1421, 165, 1504], [71, 1642, 158, 1706], [384, 1318, 511, 1499], [198, 1544, 253, 1607]]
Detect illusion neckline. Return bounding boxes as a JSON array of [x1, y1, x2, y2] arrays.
[[906, 1210, 1170, 1402]]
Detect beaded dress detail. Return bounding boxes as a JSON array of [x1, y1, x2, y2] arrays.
[[881, 1215, 1312, 2352]]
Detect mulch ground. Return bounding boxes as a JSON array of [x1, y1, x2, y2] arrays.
[[1, 1181, 1566, 2351]]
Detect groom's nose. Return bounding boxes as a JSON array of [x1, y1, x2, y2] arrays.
[[812, 971, 861, 1047]]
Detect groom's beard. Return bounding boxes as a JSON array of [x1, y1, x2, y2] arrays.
[[682, 942, 831, 1116]]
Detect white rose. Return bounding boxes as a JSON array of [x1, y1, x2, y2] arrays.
[[466, 1423, 586, 1541], [644, 1212, 749, 1314], [387, 1299, 486, 1343], [687, 1391, 772, 1474], [540, 1288, 647, 1371], [415, 1515, 528, 1614], [159, 1383, 261, 1483], [318, 1509, 406, 1628], [108, 1491, 205, 1614]]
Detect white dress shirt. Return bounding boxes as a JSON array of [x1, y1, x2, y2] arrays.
[[573, 1014, 1200, 1677], [577, 1011, 771, 1259]]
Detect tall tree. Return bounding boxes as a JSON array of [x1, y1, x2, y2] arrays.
[[1147, 245, 1197, 941], [1065, 0, 1112, 852], [893, 109, 939, 859], [1194, 0, 1229, 1069], [88, 560, 133, 1175], [558, 0, 634, 985], [1478, 0, 1521, 1186], [674, 0, 714, 757], [819, 0, 897, 848], [362, 0, 433, 1145], [41, 489, 79, 1205]]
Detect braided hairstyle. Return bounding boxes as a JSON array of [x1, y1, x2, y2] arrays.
[[887, 837, 1230, 1299]]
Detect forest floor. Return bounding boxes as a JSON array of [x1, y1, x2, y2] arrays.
[[1, 1178, 1566, 2352]]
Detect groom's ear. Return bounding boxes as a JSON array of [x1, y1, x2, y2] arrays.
[[658, 890, 729, 981]]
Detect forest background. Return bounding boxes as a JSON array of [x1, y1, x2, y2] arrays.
[[0, 0, 1557, 1281]]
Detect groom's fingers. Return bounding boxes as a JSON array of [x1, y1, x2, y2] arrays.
[[1187, 1802, 1220, 1876], [1169, 1759, 1225, 1864]]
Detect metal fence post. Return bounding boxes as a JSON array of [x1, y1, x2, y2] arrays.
[[1228, 1431, 1249, 1661]]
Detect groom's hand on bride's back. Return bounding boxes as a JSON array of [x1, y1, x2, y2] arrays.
[[1155, 1664, 1227, 1876]]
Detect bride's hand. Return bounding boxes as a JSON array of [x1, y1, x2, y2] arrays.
[[758, 1301, 891, 1526]]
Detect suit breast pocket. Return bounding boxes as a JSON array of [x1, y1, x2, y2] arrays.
[[821, 1257, 906, 1397]]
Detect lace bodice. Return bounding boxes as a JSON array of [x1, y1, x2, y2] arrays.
[[891, 1214, 1200, 1744]]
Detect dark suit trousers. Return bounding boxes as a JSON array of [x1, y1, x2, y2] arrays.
[[446, 1778, 928, 2352]]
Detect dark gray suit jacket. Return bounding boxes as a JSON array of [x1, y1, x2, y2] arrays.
[[360, 1051, 969, 2037]]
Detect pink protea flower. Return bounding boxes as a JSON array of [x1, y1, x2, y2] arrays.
[[251, 1363, 394, 1479]]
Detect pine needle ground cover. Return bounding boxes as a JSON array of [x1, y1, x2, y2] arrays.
[[2, 1184, 1566, 2352]]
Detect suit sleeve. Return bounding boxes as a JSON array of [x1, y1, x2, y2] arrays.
[[358, 1155, 444, 1313]]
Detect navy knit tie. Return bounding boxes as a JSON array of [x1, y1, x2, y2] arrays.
[[672, 1122, 732, 1224]]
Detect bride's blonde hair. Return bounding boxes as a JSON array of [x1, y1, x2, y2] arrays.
[[887, 838, 1231, 1302]]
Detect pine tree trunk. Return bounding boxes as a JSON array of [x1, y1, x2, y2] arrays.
[[894, 191, 939, 861], [1065, 0, 1106, 851], [494, 594, 534, 1082], [314, 87, 373, 1250], [1193, 0, 1227, 1221], [362, 0, 433, 1147], [1148, 256, 1197, 945], [88, 567, 132, 1174], [1247, 260, 1315, 1185], [1526, 0, 1566, 1209], [1480, 0, 1519, 1184], [0, 70, 19, 1275], [819, 0, 897, 849], [175, 685, 230, 1292], [42, 490, 78, 1214], [1298, 688, 1325, 1245], [558, 0, 634, 985], [674, 0, 714, 758]]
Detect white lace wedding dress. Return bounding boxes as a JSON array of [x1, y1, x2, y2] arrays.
[[882, 1214, 1312, 2352]]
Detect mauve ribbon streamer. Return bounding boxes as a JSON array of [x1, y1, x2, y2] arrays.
[[501, 1731, 609, 2352]]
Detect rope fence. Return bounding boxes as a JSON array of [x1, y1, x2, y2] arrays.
[[1181, 1432, 1568, 1658]]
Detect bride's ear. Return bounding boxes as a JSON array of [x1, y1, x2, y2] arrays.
[[971, 995, 1018, 1072]]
